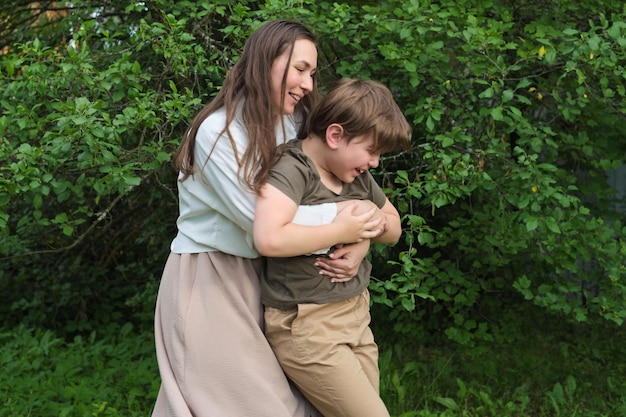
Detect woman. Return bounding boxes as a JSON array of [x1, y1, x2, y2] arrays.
[[151, 20, 380, 417]]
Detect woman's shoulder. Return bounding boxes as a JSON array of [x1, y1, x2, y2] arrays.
[[197, 106, 246, 142], [199, 107, 228, 131]]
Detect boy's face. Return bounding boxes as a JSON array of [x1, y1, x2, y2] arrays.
[[330, 134, 380, 183]]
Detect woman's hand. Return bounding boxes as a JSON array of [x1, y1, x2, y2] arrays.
[[314, 240, 370, 283]]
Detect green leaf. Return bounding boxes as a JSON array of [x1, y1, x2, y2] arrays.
[[491, 107, 504, 121], [545, 217, 561, 234], [526, 216, 539, 231], [515, 275, 531, 290], [502, 89, 514, 102], [6, 59, 15, 76], [479, 87, 494, 98], [417, 232, 434, 245], [434, 397, 459, 410], [400, 296, 415, 311], [123, 175, 141, 187], [33, 194, 43, 209]]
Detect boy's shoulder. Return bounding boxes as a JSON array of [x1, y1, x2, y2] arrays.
[[283, 138, 304, 152], [275, 139, 307, 165]]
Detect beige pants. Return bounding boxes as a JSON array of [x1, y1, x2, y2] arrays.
[[265, 290, 390, 417]]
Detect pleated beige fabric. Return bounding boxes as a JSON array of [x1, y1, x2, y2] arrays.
[[152, 252, 319, 417]]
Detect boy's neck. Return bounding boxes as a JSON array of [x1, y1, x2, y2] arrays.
[[301, 135, 326, 165], [301, 136, 343, 193]]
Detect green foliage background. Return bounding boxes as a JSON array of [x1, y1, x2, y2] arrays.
[[1, 1, 626, 416], [1, 0, 625, 343]]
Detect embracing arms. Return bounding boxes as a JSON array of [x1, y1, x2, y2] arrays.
[[253, 184, 401, 258]]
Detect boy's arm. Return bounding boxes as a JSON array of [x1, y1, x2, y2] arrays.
[[254, 183, 381, 258]]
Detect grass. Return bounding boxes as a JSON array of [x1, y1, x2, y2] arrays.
[[0, 311, 624, 416], [375, 308, 626, 417], [0, 323, 159, 417]]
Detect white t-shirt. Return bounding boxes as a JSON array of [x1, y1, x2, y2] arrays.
[[170, 107, 336, 258]]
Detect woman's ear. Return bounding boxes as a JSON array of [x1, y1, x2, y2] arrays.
[[325, 123, 344, 149]]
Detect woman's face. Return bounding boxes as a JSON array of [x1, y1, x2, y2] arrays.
[[270, 39, 317, 115]]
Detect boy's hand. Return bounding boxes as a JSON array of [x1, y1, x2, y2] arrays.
[[332, 202, 382, 243], [336, 200, 387, 237]]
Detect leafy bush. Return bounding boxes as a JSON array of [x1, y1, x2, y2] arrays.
[[0, 1, 624, 345], [297, 0, 626, 343]]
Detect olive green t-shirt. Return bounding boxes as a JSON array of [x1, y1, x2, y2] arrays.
[[260, 139, 387, 310]]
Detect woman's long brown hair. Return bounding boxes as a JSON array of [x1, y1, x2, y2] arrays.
[[173, 20, 319, 193]]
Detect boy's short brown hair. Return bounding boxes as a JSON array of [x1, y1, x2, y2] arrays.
[[304, 78, 411, 153]]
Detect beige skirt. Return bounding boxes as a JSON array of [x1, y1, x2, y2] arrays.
[[151, 252, 319, 417]]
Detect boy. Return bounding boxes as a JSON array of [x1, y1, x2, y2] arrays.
[[254, 78, 411, 417]]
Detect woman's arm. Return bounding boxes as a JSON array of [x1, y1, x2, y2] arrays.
[[314, 240, 371, 282], [253, 184, 382, 257]]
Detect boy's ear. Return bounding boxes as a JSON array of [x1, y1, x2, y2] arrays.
[[325, 123, 344, 149]]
